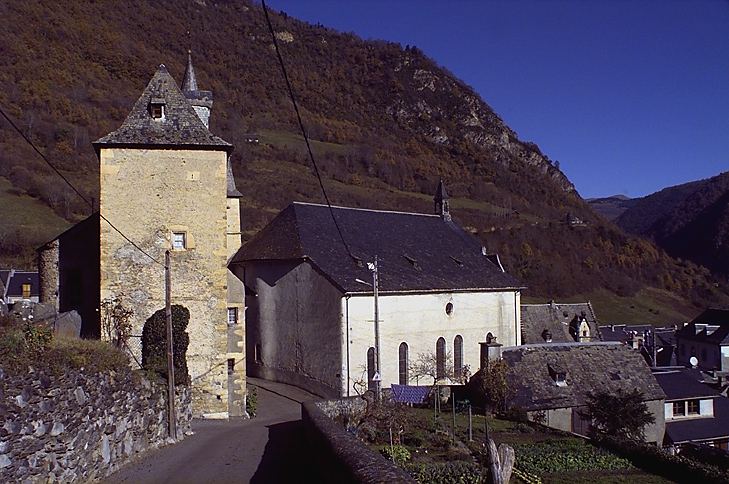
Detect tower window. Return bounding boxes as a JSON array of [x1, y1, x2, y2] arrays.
[[172, 232, 186, 250], [149, 98, 166, 119], [227, 307, 238, 325]]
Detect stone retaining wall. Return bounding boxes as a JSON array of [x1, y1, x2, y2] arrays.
[[301, 399, 414, 483], [0, 367, 192, 482]]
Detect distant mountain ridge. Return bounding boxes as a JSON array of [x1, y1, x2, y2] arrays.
[[608, 172, 729, 277], [588, 195, 636, 221]]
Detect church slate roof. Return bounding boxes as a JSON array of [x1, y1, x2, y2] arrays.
[[93, 64, 231, 150], [502, 342, 665, 412], [231, 202, 524, 293], [521, 302, 601, 344]]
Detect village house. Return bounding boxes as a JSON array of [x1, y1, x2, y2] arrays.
[[520, 301, 600, 345], [37, 56, 246, 418], [229, 182, 524, 397], [653, 367, 729, 451], [675, 308, 729, 374], [501, 342, 666, 444], [600, 324, 678, 367], [1, 269, 40, 304]]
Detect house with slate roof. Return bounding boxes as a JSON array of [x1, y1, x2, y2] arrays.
[[600, 324, 678, 367], [675, 308, 729, 373], [37, 55, 246, 418], [501, 342, 666, 444], [653, 368, 729, 451], [230, 183, 524, 397], [520, 301, 600, 345], [1, 269, 40, 304]]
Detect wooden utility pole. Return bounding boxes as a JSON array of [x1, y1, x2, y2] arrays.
[[373, 255, 381, 402], [165, 250, 177, 439]]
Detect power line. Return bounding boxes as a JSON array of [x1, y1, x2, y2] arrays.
[[0, 104, 163, 266], [261, 0, 357, 262]]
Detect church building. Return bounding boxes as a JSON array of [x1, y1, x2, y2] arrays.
[[38, 56, 246, 418], [230, 182, 524, 397]]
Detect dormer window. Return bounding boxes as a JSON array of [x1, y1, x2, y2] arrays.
[[548, 363, 568, 387], [149, 98, 166, 120]]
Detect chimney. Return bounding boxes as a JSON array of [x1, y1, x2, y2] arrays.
[[479, 333, 503, 371]]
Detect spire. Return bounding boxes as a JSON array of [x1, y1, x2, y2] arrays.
[[179, 51, 213, 128], [434, 179, 451, 221], [181, 51, 198, 92]]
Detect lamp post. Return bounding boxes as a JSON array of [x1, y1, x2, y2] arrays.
[[356, 255, 381, 401]]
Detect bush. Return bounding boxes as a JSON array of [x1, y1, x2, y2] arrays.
[[513, 438, 632, 475], [141, 305, 190, 386], [246, 386, 258, 417], [380, 444, 411, 465], [595, 435, 729, 484], [0, 321, 129, 375], [406, 461, 483, 484]]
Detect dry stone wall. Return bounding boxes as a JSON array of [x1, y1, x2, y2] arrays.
[[0, 367, 192, 482]]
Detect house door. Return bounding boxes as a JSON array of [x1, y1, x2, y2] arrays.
[[571, 407, 591, 436]]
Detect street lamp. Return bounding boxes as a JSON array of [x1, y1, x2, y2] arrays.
[[355, 255, 381, 401]]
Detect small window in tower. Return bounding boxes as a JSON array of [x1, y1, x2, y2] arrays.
[[149, 98, 166, 120], [445, 302, 454, 316], [227, 307, 238, 326], [172, 232, 186, 250]]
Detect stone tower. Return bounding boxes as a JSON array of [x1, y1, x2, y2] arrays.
[[93, 60, 246, 418], [434, 179, 451, 221]]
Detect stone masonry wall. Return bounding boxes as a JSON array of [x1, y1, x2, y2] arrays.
[[99, 147, 231, 417], [302, 399, 414, 483], [0, 367, 192, 482]]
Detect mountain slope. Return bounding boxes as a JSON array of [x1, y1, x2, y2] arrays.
[[615, 172, 729, 277], [588, 195, 635, 221], [0, 0, 726, 317]]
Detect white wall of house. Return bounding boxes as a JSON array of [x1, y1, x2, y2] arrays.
[[665, 398, 715, 420], [677, 338, 724, 371], [342, 290, 520, 396]]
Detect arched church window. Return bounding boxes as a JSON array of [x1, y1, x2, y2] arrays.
[[399, 342, 409, 385], [454, 335, 463, 378], [367, 347, 376, 392], [436, 337, 446, 380]]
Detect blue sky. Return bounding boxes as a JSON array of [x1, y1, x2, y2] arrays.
[[264, 0, 729, 199]]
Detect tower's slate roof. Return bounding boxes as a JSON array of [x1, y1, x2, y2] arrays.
[[93, 65, 230, 150], [521, 302, 601, 344], [231, 202, 524, 293], [502, 342, 665, 412]]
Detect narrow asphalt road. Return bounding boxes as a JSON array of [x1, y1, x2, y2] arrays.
[[107, 378, 320, 484]]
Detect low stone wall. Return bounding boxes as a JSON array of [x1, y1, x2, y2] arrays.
[[0, 367, 192, 482], [301, 399, 414, 483]]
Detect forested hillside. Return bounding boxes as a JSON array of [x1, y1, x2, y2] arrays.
[[614, 172, 729, 278], [0, 0, 726, 320]]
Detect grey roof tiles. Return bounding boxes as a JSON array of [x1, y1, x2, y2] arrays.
[[93, 64, 230, 150], [521, 302, 601, 344], [231, 202, 523, 293], [502, 342, 665, 412]]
